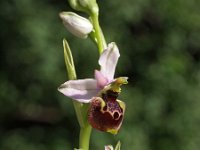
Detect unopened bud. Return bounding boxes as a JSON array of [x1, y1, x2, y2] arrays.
[[59, 12, 93, 38], [68, 0, 99, 14], [105, 145, 114, 150], [105, 141, 121, 150]]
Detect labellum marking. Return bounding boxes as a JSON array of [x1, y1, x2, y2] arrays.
[[88, 90, 125, 134]]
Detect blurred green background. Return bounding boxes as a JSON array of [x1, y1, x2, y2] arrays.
[[1, 0, 200, 149]]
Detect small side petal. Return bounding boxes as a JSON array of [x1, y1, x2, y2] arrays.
[[99, 42, 120, 81], [58, 79, 98, 103], [95, 70, 108, 88]]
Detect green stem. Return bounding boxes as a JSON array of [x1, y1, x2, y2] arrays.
[[91, 13, 107, 54], [79, 123, 92, 150]]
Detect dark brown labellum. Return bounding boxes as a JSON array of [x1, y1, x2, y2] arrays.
[[88, 90, 125, 134]]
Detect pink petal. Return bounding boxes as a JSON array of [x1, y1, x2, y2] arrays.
[[58, 79, 98, 103], [94, 70, 108, 88], [99, 42, 120, 81]]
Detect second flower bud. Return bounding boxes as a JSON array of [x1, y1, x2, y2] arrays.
[[59, 12, 93, 39]]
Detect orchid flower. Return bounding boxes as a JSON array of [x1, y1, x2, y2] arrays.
[[105, 141, 121, 150], [105, 145, 114, 150], [58, 42, 128, 134]]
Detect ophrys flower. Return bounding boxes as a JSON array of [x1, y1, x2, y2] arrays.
[[58, 42, 128, 134]]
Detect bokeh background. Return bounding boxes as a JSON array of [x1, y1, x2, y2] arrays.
[[1, 0, 200, 149]]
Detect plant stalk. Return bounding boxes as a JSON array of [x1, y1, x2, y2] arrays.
[[79, 123, 92, 150], [91, 13, 107, 54]]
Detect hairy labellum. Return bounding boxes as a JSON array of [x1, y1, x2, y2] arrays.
[[88, 90, 125, 134]]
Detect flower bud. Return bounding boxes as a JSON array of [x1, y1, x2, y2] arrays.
[[59, 12, 93, 38], [68, 0, 99, 15], [105, 141, 121, 150], [105, 145, 114, 150]]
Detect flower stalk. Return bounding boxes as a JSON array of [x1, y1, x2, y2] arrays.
[[90, 13, 107, 54], [79, 122, 92, 150]]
